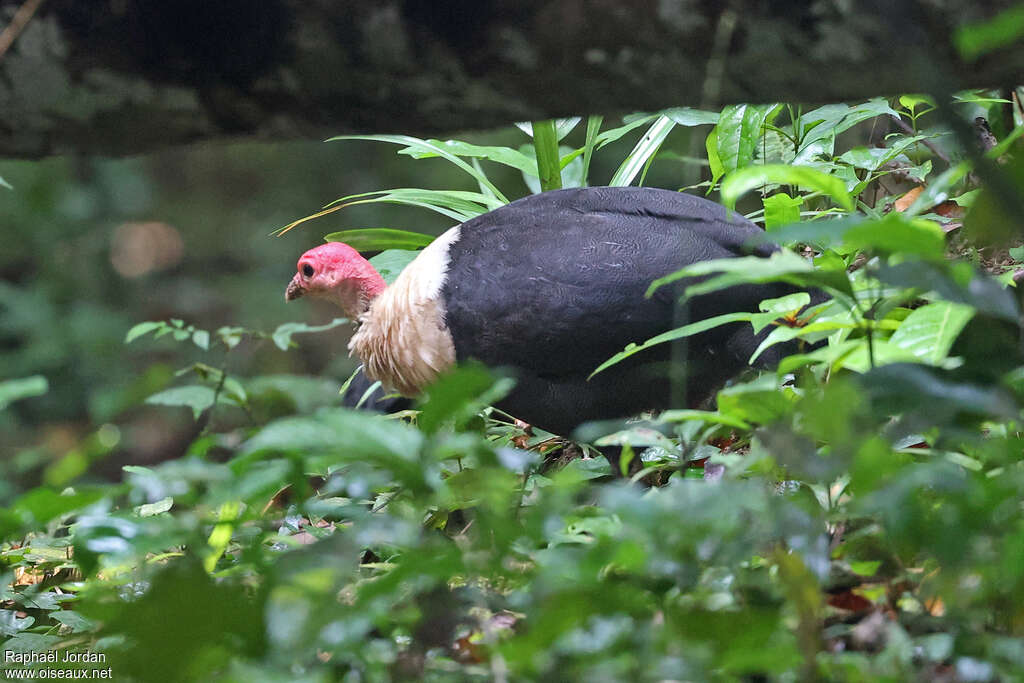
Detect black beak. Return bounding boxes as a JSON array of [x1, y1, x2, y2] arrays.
[[285, 276, 305, 302]]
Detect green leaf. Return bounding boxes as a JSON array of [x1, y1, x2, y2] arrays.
[[145, 385, 217, 420], [369, 249, 419, 285], [325, 188, 501, 222], [241, 409, 424, 475], [706, 128, 724, 187], [323, 228, 434, 251], [798, 99, 899, 148], [591, 311, 755, 378], [838, 134, 931, 172], [955, 4, 1024, 60], [580, 114, 603, 186], [397, 139, 537, 176], [717, 377, 795, 424], [49, 611, 95, 634], [516, 118, 581, 140], [125, 321, 165, 343], [0, 375, 48, 410], [889, 302, 975, 364], [417, 363, 512, 434], [134, 496, 174, 517], [191, 329, 210, 351], [327, 134, 508, 202], [899, 94, 935, 112], [271, 318, 349, 351], [12, 488, 106, 526], [532, 120, 563, 191], [609, 115, 676, 186], [843, 214, 946, 259], [876, 260, 1018, 321], [721, 164, 853, 211], [649, 249, 852, 300], [713, 104, 776, 175], [763, 193, 803, 231], [662, 107, 720, 127], [0, 610, 34, 637]]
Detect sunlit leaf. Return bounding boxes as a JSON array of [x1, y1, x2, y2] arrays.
[[323, 228, 434, 251], [609, 115, 676, 186], [889, 302, 975, 364], [271, 318, 349, 351], [721, 164, 853, 211]]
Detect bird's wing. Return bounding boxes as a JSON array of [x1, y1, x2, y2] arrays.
[[439, 188, 782, 379]]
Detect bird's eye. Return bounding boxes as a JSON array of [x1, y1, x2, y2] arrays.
[[302, 263, 315, 278]]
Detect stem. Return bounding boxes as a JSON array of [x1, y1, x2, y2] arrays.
[[0, 0, 45, 62], [531, 120, 563, 191]]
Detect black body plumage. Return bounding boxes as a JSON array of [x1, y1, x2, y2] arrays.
[[436, 187, 798, 435]]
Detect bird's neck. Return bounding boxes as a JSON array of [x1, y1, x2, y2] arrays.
[[330, 262, 388, 320]]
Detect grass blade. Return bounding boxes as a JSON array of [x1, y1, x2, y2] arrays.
[[327, 134, 508, 203], [581, 115, 603, 186], [609, 116, 676, 186]]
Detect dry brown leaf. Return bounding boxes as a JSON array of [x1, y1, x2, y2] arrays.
[[894, 186, 925, 213]]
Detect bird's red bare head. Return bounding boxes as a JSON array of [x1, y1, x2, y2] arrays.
[[285, 242, 387, 317]]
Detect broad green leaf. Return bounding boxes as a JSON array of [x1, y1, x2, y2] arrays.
[[134, 497, 174, 517], [899, 94, 935, 112], [323, 228, 434, 251], [763, 193, 803, 231], [12, 488, 106, 526], [843, 214, 946, 259], [417, 363, 512, 434], [369, 249, 419, 284], [717, 376, 796, 425], [327, 135, 507, 202], [0, 611, 34, 637], [706, 128, 724, 187], [240, 409, 424, 477], [610, 115, 676, 186], [192, 329, 210, 351], [532, 120, 563, 191], [799, 99, 899, 148], [712, 104, 776, 177], [125, 321, 164, 343], [721, 164, 853, 211], [655, 409, 751, 430], [838, 135, 930, 172], [955, 5, 1024, 60], [889, 302, 975, 364], [271, 318, 349, 351], [876, 260, 1019, 321], [0, 375, 48, 410], [145, 385, 218, 420]]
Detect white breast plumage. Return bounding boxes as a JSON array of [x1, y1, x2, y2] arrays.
[[348, 226, 461, 395]]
